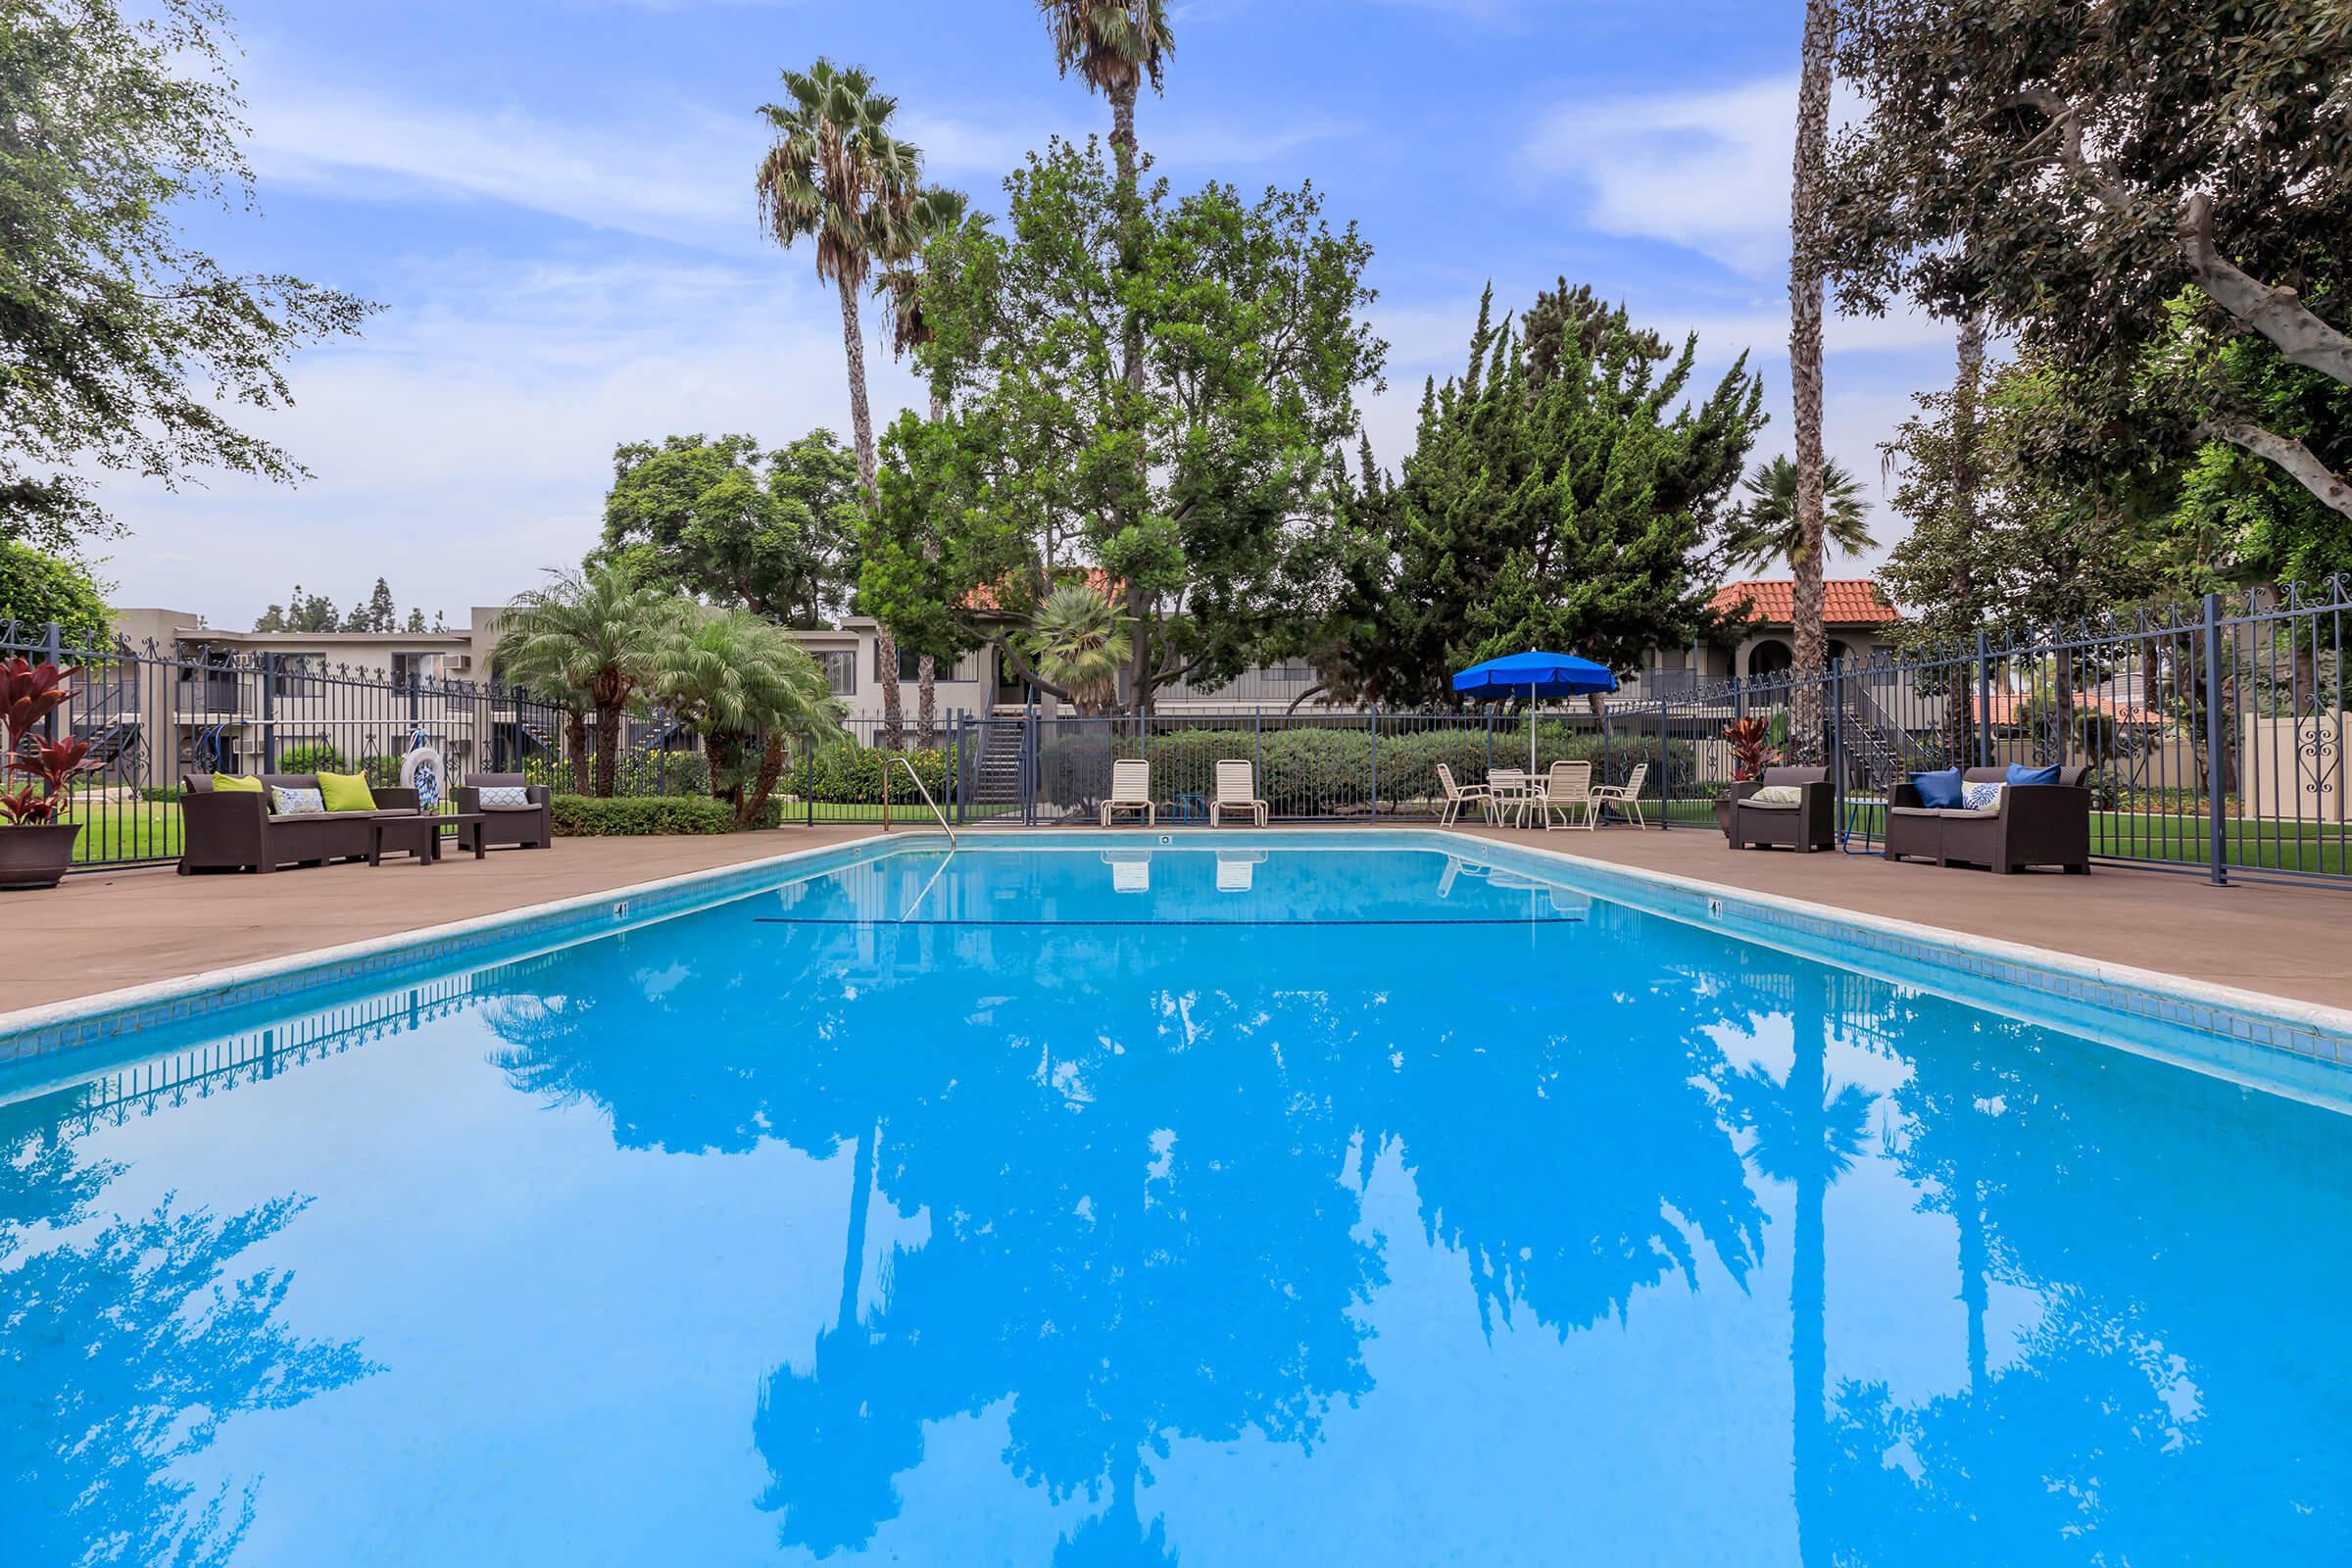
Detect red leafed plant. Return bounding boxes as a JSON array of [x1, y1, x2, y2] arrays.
[[1722, 716, 1782, 783], [1, 658, 96, 825]]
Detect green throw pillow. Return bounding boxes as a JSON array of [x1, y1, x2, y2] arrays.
[[317, 770, 377, 812], [212, 773, 264, 794]]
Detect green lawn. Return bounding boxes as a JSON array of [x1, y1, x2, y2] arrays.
[[60, 800, 182, 863]]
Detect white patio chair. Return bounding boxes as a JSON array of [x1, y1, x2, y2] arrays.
[[1100, 759, 1154, 827], [1589, 760, 1650, 829], [1488, 767, 1532, 827], [1209, 759, 1268, 826], [1435, 762, 1493, 826], [1537, 760, 1595, 830]]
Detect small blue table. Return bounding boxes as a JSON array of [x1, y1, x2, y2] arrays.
[[1169, 792, 1208, 823]]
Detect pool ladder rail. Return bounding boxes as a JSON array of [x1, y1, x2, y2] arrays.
[[881, 755, 956, 847]]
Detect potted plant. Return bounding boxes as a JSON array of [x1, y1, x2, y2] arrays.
[[1714, 716, 1782, 836], [1, 658, 99, 890]]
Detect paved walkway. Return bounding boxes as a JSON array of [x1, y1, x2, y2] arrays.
[[24, 828, 883, 1010], [20, 820, 2347, 1016], [1455, 820, 2352, 1010]]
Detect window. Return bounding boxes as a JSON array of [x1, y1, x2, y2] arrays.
[[876, 641, 927, 681], [272, 653, 325, 698], [817, 650, 856, 696], [393, 652, 448, 685]]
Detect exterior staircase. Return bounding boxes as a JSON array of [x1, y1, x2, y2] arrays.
[[970, 710, 1029, 805], [1838, 683, 1931, 794]]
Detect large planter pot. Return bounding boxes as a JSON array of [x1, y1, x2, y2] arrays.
[[0, 822, 80, 890]]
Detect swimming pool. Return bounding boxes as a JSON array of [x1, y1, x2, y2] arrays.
[[5, 835, 2349, 1564]]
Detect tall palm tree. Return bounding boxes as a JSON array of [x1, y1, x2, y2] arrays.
[[875, 184, 973, 746], [493, 562, 675, 798], [757, 58, 922, 744], [1036, 2, 1173, 197], [1787, 0, 1838, 760], [1020, 583, 1131, 714], [647, 608, 845, 825], [1727, 456, 1879, 574]]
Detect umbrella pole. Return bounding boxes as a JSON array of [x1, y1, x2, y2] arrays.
[[1528, 683, 1538, 775]]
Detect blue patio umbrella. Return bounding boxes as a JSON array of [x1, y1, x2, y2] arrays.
[[1452, 651, 1620, 772]]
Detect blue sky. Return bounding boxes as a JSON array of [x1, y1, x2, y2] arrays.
[[108, 0, 1956, 626]]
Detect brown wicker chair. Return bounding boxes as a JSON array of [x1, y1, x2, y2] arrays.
[[455, 772, 554, 851], [178, 772, 421, 874], [1727, 765, 1835, 853], [1884, 765, 2090, 874]]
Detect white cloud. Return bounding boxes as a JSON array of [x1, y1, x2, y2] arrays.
[[1520, 74, 1863, 276]]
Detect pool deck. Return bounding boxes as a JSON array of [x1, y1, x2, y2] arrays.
[[16, 820, 2350, 1016], [1456, 821, 2352, 1011], [23, 828, 883, 1011]]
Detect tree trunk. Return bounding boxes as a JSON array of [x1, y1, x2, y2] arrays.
[[1786, 0, 1837, 763], [917, 389, 945, 744], [1944, 315, 1987, 765], [565, 710, 590, 795], [839, 270, 904, 747], [593, 702, 621, 798], [738, 734, 786, 828]]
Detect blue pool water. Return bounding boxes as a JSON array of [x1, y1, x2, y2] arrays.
[[5, 839, 2350, 1564]]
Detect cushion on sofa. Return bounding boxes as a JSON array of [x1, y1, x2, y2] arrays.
[[1749, 784, 1803, 805], [318, 770, 376, 812], [2006, 762, 2061, 787], [1960, 781, 2006, 813], [1910, 768, 1964, 808], [270, 785, 325, 816], [213, 773, 265, 794], [477, 785, 532, 808]]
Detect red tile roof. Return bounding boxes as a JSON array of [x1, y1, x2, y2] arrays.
[[1709, 579, 1900, 626], [961, 568, 1119, 613]]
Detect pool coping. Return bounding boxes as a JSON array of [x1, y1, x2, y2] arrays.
[[5, 823, 2348, 1089]]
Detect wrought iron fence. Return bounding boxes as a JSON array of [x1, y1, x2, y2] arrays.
[[1642, 580, 2352, 887]]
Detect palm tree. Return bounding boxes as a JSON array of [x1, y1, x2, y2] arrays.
[[1036, 2, 1173, 196], [875, 183, 973, 746], [758, 58, 923, 744], [493, 562, 675, 798], [1787, 0, 1837, 759], [1726, 456, 1878, 574], [646, 609, 845, 825], [1020, 583, 1131, 713]]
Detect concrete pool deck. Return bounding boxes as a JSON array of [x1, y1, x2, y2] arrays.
[[15, 820, 2350, 1015]]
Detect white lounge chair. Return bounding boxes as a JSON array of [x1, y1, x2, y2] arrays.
[[1209, 760, 1268, 826], [1101, 759, 1154, 827], [1589, 761, 1650, 828], [1536, 760, 1595, 830], [1435, 762, 1493, 826]]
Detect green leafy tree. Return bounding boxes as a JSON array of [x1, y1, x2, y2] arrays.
[[1020, 582, 1132, 713], [1312, 285, 1763, 709], [757, 58, 925, 740], [0, 540, 111, 645], [492, 562, 677, 799], [0, 0, 372, 552], [862, 139, 1384, 712], [646, 608, 844, 825], [598, 431, 860, 627], [1821, 0, 2352, 520], [343, 576, 398, 633], [1720, 455, 1878, 576]]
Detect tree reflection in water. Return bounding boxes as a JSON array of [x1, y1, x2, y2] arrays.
[[0, 1100, 375, 1567]]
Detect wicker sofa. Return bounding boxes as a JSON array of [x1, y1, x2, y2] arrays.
[[455, 772, 554, 851], [1726, 765, 1835, 853], [178, 772, 421, 874], [1883, 765, 2091, 874]]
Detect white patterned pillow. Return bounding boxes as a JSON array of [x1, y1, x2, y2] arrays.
[[1959, 781, 2006, 813], [477, 785, 531, 808], [270, 785, 325, 816], [1750, 784, 1803, 805]]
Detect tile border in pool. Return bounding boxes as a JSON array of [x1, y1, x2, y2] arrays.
[[4, 824, 2348, 1096], [0, 829, 898, 1076]]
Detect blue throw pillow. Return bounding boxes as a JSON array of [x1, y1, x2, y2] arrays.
[[1910, 768, 1964, 808], [2007, 762, 2062, 788]]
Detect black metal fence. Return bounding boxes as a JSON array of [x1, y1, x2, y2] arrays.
[[19, 575, 2352, 888]]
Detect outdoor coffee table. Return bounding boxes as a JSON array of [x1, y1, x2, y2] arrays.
[[368, 811, 487, 867]]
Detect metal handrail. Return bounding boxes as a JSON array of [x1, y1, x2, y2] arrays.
[[884, 755, 956, 846]]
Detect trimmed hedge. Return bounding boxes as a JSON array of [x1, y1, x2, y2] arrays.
[[794, 744, 953, 806], [551, 793, 783, 836], [1037, 723, 1695, 814]]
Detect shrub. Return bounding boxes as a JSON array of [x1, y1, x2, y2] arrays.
[[551, 791, 787, 836], [794, 744, 952, 806], [276, 742, 352, 775]]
